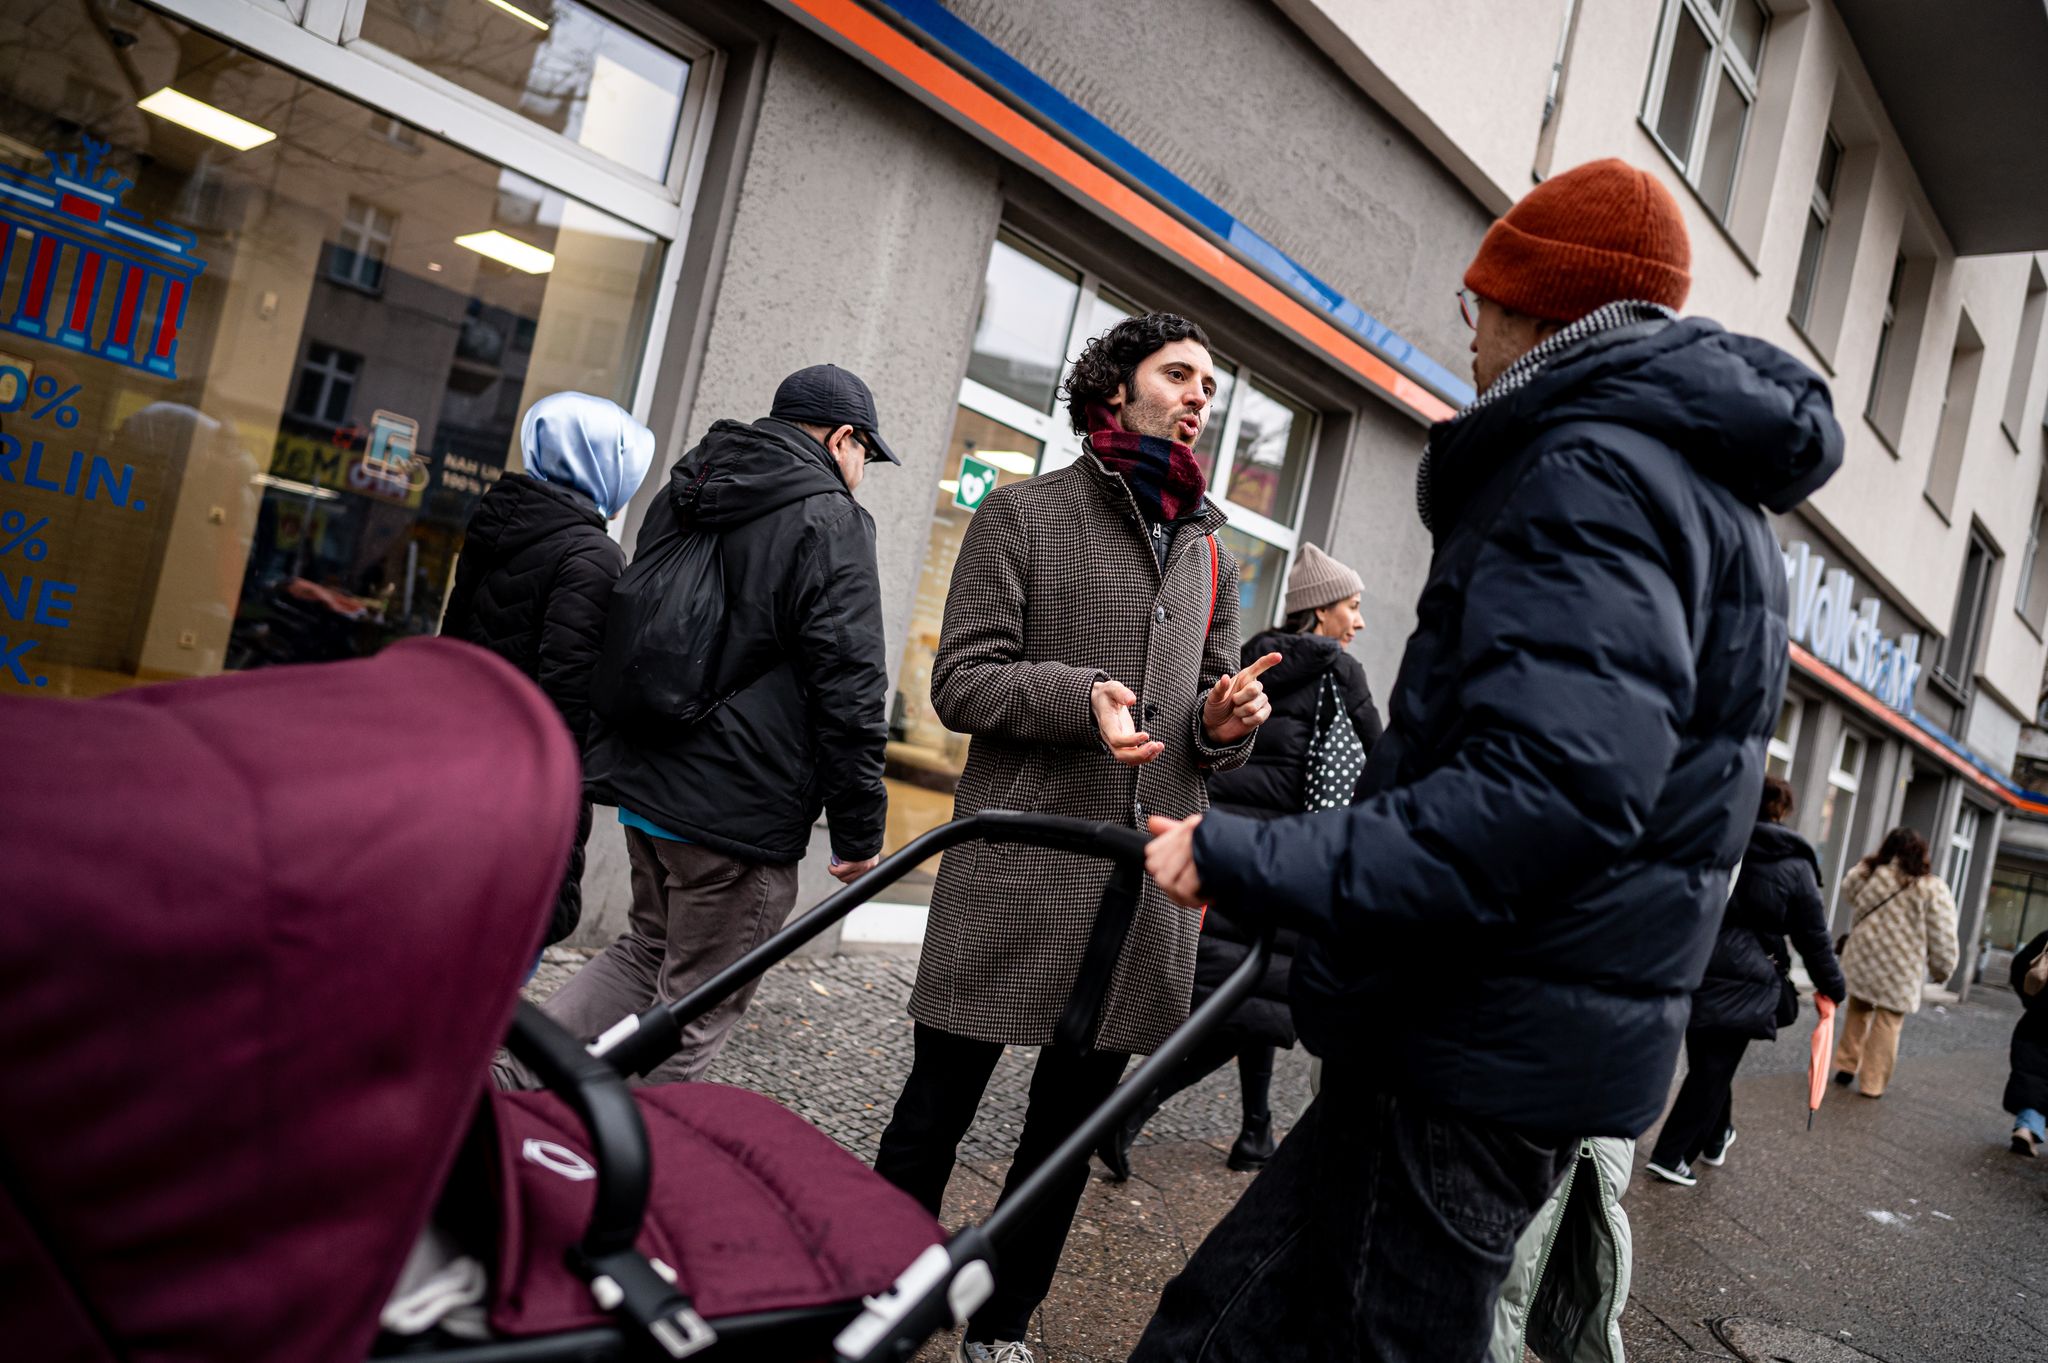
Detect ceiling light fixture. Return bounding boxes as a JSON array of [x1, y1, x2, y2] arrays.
[[974, 450, 1039, 476], [137, 88, 276, 151], [454, 230, 555, 274], [478, 0, 551, 31]]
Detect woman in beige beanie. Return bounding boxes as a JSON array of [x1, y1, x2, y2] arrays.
[[1097, 543, 1381, 1180]]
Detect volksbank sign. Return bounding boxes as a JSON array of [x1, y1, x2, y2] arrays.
[[1782, 541, 1923, 715]]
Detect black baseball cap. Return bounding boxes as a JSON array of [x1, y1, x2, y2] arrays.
[[769, 364, 901, 465]]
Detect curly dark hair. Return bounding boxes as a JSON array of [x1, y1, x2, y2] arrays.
[[1860, 825, 1932, 879], [1058, 312, 1213, 436]]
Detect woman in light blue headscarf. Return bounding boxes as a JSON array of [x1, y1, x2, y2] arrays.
[[443, 392, 656, 944]]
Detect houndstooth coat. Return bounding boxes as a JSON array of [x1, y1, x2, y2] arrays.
[[909, 453, 1254, 1055], [1838, 860, 1960, 1015]]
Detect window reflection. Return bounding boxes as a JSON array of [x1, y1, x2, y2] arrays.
[[1226, 381, 1312, 523], [360, 0, 691, 182], [966, 234, 1079, 413], [1218, 525, 1286, 634]]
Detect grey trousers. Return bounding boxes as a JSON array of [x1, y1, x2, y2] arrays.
[[508, 827, 799, 1088]]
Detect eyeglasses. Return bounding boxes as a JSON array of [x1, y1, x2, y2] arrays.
[[1457, 288, 1482, 331], [852, 431, 884, 465]]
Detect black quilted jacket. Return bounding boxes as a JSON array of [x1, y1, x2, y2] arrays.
[[1193, 317, 1843, 1136], [442, 472, 622, 941], [1690, 820, 1845, 1038]]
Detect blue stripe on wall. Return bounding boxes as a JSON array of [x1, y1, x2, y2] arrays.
[[876, 0, 1476, 406]]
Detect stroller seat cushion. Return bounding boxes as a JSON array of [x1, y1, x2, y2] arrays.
[[485, 1082, 942, 1335]]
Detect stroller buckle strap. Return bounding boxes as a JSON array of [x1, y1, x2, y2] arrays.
[[581, 1248, 719, 1359], [650, 1305, 717, 1358]]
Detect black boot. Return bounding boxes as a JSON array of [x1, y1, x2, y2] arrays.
[[1094, 1102, 1152, 1183], [1227, 1111, 1276, 1172]]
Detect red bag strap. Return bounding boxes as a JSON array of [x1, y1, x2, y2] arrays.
[[1206, 533, 1219, 638]]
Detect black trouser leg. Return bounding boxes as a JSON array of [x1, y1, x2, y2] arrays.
[[1236, 1044, 1275, 1122], [969, 1042, 1129, 1342], [873, 1024, 1005, 1217], [1649, 1029, 1751, 1168]]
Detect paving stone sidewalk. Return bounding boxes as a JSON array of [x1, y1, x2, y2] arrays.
[[527, 948, 2046, 1362]]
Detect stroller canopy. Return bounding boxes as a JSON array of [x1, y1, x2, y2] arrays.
[[0, 640, 580, 1363]]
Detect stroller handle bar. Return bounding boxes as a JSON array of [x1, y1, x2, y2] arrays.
[[590, 811, 1152, 1076]]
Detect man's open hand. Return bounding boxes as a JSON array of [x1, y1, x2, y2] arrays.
[[1145, 813, 1205, 908], [1202, 652, 1281, 745], [1093, 678, 1163, 766]]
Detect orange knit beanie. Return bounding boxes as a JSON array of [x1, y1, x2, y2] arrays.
[[1463, 158, 1692, 322]]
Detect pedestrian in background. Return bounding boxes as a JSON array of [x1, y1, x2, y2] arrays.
[[1832, 826, 1959, 1098], [873, 312, 1276, 1363], [441, 392, 654, 947], [1095, 542, 1380, 1182], [1644, 775, 1845, 1186], [530, 365, 898, 1087], [2003, 929, 2048, 1155], [1134, 158, 1842, 1362]]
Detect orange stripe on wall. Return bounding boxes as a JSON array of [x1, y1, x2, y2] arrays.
[[1789, 643, 2048, 816], [788, 0, 1457, 425]]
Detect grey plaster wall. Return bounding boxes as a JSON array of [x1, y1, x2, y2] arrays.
[[1319, 397, 1436, 699], [943, 0, 1491, 385], [569, 23, 1002, 949]]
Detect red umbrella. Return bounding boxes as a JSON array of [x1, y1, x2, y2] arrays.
[[1807, 994, 1838, 1129]]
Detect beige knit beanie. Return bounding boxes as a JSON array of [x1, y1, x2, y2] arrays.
[[1284, 543, 1363, 615]]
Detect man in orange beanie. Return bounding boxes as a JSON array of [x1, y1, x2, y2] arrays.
[[1132, 159, 1844, 1361]]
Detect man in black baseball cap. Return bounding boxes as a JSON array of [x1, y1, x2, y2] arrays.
[[531, 364, 895, 1087], [770, 363, 902, 472]]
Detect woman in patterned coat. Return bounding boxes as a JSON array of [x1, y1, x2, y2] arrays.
[[1832, 826, 1960, 1098], [873, 312, 1272, 1363]]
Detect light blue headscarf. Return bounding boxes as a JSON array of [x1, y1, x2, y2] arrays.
[[520, 392, 656, 519]]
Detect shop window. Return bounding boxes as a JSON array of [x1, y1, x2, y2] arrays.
[[0, 0, 667, 697], [1947, 802, 1983, 902], [1643, 0, 1769, 220], [1816, 728, 1865, 909], [1766, 696, 1801, 780], [2000, 262, 2047, 447], [1923, 311, 1984, 520], [358, 0, 693, 183], [328, 198, 396, 293], [1987, 865, 2048, 951], [1788, 128, 1841, 332], [1934, 529, 1999, 694], [878, 227, 1323, 904]]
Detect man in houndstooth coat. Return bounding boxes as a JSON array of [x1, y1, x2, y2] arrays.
[[874, 312, 1277, 1363]]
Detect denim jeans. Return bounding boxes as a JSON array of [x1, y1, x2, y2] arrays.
[[2017, 1107, 2047, 1140], [1129, 1074, 1573, 1363]]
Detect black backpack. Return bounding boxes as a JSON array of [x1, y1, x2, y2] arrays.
[[589, 469, 729, 742]]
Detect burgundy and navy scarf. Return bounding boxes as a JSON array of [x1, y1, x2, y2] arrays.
[[1084, 402, 1208, 523]]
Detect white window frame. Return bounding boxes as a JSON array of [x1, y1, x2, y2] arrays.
[[1767, 696, 1802, 778], [1641, 0, 1769, 218], [329, 196, 395, 292], [1789, 127, 1840, 330], [1948, 802, 1982, 899], [143, 0, 724, 432], [1820, 727, 1866, 897], [956, 226, 1321, 631], [2020, 499, 2045, 620]]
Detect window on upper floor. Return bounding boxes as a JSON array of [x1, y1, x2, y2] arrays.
[[1934, 528, 2000, 695], [1866, 249, 1938, 450], [1789, 128, 1842, 332], [1924, 311, 1985, 521], [1643, 0, 1770, 220], [2019, 497, 2048, 633], [2000, 262, 2048, 448]]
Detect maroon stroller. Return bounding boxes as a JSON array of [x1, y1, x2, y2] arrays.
[[0, 639, 1270, 1363]]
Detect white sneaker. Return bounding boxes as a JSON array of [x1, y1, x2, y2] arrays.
[[1644, 1159, 1697, 1187], [1698, 1126, 1736, 1167], [958, 1341, 1037, 1363]]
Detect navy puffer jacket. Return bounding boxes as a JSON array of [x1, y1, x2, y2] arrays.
[[1690, 820, 1846, 1037], [1193, 317, 1842, 1137]]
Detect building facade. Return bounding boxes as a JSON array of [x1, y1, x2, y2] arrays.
[[2, 0, 2044, 968]]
